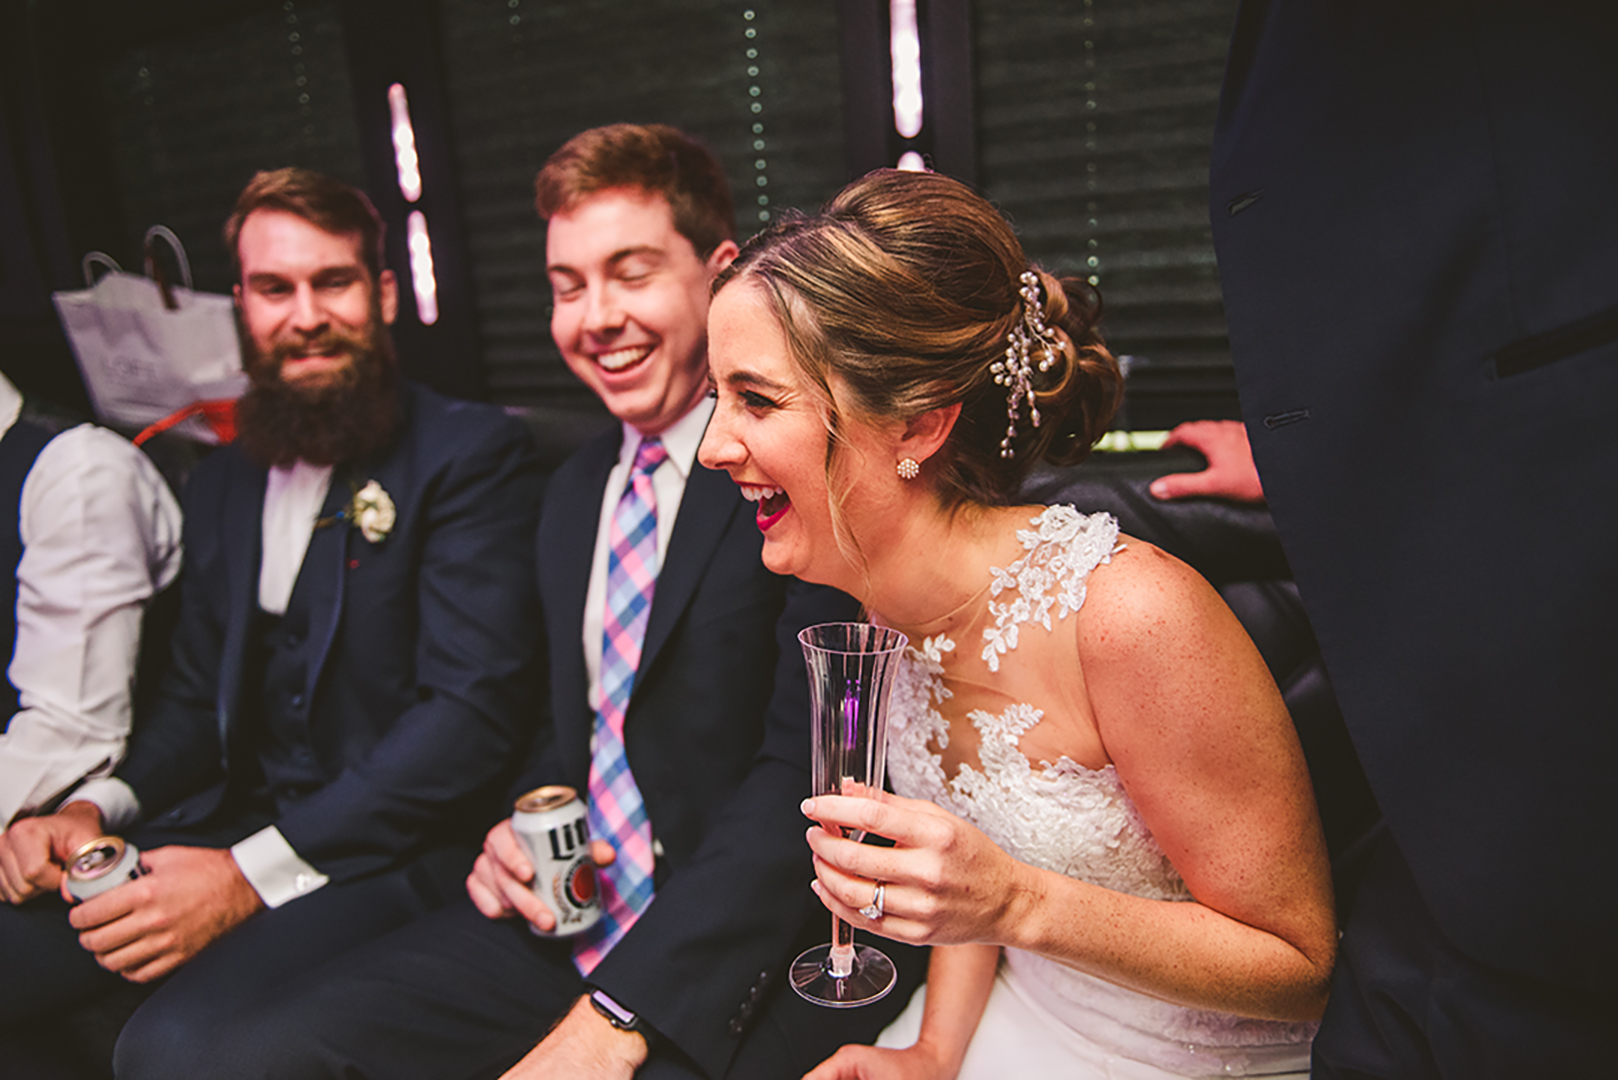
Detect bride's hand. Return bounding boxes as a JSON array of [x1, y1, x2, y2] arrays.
[[803, 1041, 954, 1080], [803, 790, 1031, 948]]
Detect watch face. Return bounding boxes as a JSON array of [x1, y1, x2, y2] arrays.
[[591, 990, 636, 1028]]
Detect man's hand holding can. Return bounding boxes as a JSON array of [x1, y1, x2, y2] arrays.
[[0, 799, 105, 905], [468, 787, 614, 935]]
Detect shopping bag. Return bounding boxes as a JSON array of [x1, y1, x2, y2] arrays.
[[51, 225, 246, 444]]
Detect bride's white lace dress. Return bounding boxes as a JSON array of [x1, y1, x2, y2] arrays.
[[874, 506, 1316, 1078]]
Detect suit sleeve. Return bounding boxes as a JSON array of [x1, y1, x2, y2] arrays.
[[270, 414, 544, 882], [587, 578, 859, 1079]]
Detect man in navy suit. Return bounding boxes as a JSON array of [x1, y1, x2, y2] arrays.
[[0, 167, 542, 1077], [208, 124, 920, 1080], [1196, 2, 1616, 1075]]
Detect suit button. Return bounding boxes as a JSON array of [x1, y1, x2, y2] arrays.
[[290, 694, 305, 710], [285, 632, 301, 649], [738, 1001, 752, 1020], [727, 1018, 744, 1036]]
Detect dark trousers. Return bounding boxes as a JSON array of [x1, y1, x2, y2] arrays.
[[0, 810, 473, 1080], [1313, 831, 1613, 1079], [195, 896, 926, 1080]]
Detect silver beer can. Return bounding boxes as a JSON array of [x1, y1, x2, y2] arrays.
[[65, 836, 147, 902], [511, 785, 603, 937]]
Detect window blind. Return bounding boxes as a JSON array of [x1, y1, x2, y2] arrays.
[[435, 0, 849, 410], [95, 2, 366, 293], [974, 0, 1240, 431]]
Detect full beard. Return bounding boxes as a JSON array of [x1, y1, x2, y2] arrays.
[[234, 314, 402, 468]]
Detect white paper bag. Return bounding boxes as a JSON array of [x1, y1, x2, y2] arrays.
[[52, 226, 246, 444]]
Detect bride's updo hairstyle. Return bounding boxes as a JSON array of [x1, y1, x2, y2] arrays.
[[715, 169, 1122, 509]]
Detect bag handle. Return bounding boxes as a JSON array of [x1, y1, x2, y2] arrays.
[[143, 225, 193, 311], [81, 252, 122, 286], [133, 398, 238, 447]]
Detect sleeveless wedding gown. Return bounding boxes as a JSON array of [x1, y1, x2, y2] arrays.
[[874, 506, 1316, 1078]]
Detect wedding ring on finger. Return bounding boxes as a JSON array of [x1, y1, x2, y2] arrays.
[[859, 881, 885, 921]]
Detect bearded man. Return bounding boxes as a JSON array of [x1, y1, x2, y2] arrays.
[[0, 167, 542, 1079]]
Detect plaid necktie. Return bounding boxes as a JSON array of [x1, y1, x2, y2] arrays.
[[575, 436, 667, 973]]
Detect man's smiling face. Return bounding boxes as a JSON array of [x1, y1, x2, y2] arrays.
[[234, 207, 397, 395], [545, 187, 737, 435]]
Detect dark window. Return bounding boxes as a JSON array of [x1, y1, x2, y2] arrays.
[[96, 3, 366, 293], [435, 0, 849, 411], [974, 0, 1241, 430]]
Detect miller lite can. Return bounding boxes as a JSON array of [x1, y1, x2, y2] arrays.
[[65, 836, 147, 902], [511, 786, 602, 937]]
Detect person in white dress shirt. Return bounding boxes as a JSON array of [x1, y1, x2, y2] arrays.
[[0, 371, 182, 831]]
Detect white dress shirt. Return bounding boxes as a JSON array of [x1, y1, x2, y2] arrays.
[[0, 374, 183, 830], [73, 457, 336, 907], [582, 396, 711, 714]]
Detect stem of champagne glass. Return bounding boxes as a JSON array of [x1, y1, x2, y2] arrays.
[[829, 914, 855, 977]]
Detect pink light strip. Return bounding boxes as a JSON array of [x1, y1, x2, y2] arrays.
[[406, 210, 438, 325], [890, 0, 923, 140], [388, 83, 422, 203]]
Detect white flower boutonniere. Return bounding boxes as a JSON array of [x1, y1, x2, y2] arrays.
[[349, 480, 396, 544]]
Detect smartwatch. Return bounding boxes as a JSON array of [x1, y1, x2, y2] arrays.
[[589, 988, 660, 1047]]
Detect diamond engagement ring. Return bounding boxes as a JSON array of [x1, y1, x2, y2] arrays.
[[859, 881, 885, 921]]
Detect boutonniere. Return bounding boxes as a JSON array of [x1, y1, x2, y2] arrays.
[[316, 479, 397, 544]]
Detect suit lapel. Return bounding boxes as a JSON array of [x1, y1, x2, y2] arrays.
[[219, 459, 267, 757], [299, 386, 415, 708], [298, 469, 353, 705], [639, 462, 744, 686]]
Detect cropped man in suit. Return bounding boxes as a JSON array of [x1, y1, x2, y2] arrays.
[[211, 124, 921, 1080], [1201, 2, 1617, 1074], [0, 167, 541, 1078]]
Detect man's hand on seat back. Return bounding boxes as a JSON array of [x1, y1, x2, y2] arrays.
[[1149, 420, 1266, 504]]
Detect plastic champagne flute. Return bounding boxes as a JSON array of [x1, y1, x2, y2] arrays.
[[790, 622, 908, 1007]]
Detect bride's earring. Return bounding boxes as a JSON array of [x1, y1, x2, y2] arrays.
[[897, 457, 920, 481]]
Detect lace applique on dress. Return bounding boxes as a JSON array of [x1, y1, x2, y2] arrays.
[[885, 507, 1187, 898], [981, 505, 1121, 672]]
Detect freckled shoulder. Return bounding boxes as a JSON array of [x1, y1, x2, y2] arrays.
[[1073, 534, 1231, 667]]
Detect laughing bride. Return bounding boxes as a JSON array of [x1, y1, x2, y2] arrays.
[[698, 170, 1335, 1079]]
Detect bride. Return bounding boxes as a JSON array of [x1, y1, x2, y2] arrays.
[[698, 170, 1335, 1079]]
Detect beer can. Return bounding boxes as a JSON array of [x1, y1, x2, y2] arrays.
[[65, 836, 147, 903], [511, 786, 602, 937]]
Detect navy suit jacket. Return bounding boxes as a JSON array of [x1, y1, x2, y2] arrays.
[[518, 425, 860, 1079], [116, 381, 543, 884], [1211, 0, 1617, 989]]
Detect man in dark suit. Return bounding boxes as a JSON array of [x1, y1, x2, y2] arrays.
[[206, 125, 921, 1080], [1200, 2, 1617, 1074], [0, 167, 542, 1077]]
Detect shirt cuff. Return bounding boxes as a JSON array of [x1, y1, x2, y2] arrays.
[[65, 778, 141, 832], [230, 826, 331, 908]]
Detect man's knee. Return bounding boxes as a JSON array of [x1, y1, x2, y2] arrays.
[[0, 897, 124, 1018]]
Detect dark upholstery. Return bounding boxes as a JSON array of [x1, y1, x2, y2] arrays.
[[1023, 449, 1381, 916]]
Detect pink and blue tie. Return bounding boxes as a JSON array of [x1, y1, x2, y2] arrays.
[[575, 436, 666, 973]]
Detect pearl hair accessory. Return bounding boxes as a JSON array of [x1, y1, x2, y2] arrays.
[[896, 457, 920, 481], [989, 270, 1063, 459]]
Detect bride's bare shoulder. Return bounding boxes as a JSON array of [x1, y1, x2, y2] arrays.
[[1076, 533, 1240, 663]]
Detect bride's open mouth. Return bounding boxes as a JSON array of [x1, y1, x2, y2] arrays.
[[739, 483, 790, 531]]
